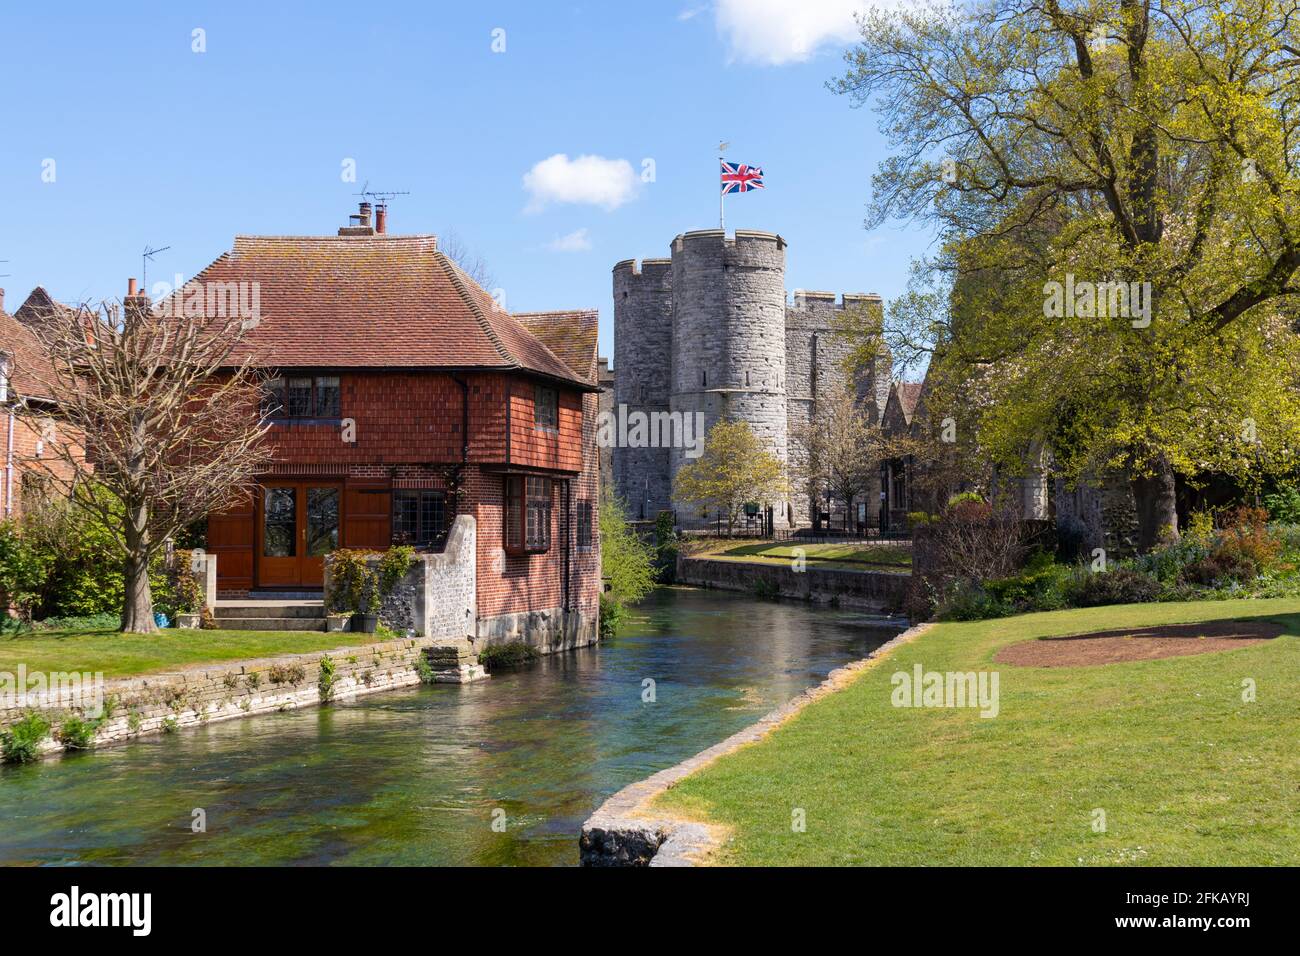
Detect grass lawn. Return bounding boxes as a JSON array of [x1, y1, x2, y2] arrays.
[[0, 628, 387, 680], [700, 541, 912, 572], [655, 598, 1300, 865]]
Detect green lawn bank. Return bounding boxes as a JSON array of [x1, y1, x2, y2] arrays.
[[653, 599, 1300, 866]]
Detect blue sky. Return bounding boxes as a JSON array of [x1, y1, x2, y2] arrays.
[[0, 0, 933, 361]]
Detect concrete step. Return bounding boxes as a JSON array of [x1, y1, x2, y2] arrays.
[[215, 602, 326, 620], [218, 616, 327, 632]]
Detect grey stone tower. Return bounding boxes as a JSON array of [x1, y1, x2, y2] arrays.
[[669, 229, 790, 528], [612, 257, 674, 520]]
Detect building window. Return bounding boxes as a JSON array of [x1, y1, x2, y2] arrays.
[[576, 500, 593, 551], [392, 490, 448, 549], [535, 385, 558, 429], [262, 374, 343, 419], [504, 475, 551, 554]]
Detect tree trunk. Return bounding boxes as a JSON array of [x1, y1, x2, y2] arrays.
[[120, 552, 156, 633], [1130, 455, 1178, 552], [121, 510, 156, 633]]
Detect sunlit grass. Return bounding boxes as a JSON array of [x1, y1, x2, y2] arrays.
[[0, 628, 384, 679], [655, 599, 1300, 865]]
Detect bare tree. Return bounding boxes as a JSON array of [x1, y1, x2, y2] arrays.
[[791, 382, 924, 529], [14, 294, 272, 632], [438, 229, 496, 290]]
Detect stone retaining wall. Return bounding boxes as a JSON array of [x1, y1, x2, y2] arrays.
[[0, 636, 485, 762], [676, 555, 909, 612]]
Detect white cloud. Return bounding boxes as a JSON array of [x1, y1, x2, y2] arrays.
[[715, 0, 867, 66], [523, 154, 639, 212], [547, 228, 592, 252]]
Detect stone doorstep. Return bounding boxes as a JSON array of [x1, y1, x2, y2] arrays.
[[578, 621, 935, 867]]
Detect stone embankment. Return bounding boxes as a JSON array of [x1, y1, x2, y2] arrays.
[[676, 555, 909, 612], [2, 637, 485, 761]]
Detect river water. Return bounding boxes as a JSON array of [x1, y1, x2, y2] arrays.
[[0, 587, 900, 866]]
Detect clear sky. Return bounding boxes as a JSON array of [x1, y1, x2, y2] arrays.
[[0, 0, 933, 362]]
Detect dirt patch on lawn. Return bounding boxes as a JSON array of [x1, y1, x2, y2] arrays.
[[995, 620, 1285, 667]]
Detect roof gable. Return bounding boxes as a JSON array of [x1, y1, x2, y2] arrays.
[[162, 234, 591, 388]]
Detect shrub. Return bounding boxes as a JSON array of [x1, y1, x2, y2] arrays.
[[751, 577, 780, 600], [413, 650, 437, 684], [654, 511, 679, 584], [317, 656, 337, 702], [1, 712, 51, 763], [161, 550, 205, 617], [935, 580, 1007, 621], [55, 714, 98, 751], [1071, 567, 1160, 607], [598, 592, 624, 640], [1182, 551, 1258, 586], [1263, 486, 1300, 524], [1216, 506, 1281, 574], [326, 547, 413, 615], [0, 521, 50, 620], [267, 663, 306, 685], [477, 640, 540, 671], [983, 551, 1071, 613]]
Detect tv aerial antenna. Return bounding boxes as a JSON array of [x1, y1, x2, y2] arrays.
[[142, 244, 171, 291], [353, 182, 411, 206], [0, 259, 10, 279]]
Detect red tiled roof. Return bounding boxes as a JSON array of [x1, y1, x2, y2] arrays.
[[894, 381, 924, 421], [164, 234, 593, 388], [0, 305, 58, 402], [512, 309, 599, 385]]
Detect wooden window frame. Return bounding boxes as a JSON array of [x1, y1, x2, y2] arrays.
[[392, 489, 449, 550], [261, 374, 342, 421], [504, 475, 551, 555], [534, 384, 558, 430]]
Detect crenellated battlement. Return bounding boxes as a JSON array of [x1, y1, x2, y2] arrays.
[[612, 257, 672, 278], [789, 289, 882, 310]]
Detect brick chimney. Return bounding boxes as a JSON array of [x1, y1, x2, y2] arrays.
[[338, 201, 377, 237], [375, 203, 388, 235]]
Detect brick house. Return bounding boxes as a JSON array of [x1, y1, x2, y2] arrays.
[[178, 205, 601, 647], [0, 288, 84, 519]]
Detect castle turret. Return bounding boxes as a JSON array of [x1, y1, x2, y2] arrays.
[[612, 258, 674, 519], [670, 229, 790, 528]]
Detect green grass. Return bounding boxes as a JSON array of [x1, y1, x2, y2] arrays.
[[703, 541, 912, 572], [0, 628, 385, 679], [655, 598, 1300, 865]]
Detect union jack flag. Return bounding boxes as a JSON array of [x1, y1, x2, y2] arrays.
[[721, 160, 764, 194]]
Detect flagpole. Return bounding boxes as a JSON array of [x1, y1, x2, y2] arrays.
[[718, 141, 729, 231], [719, 152, 725, 231]]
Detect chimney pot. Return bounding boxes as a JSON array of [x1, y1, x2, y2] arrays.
[[358, 201, 372, 227], [127, 278, 138, 297], [375, 205, 388, 234], [0, 288, 5, 313]]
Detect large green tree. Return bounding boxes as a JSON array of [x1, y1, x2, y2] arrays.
[[835, 0, 1300, 548]]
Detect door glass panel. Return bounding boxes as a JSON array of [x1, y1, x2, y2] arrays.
[[306, 487, 339, 556], [263, 486, 296, 557]]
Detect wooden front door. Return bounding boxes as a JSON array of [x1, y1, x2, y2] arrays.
[[256, 482, 342, 588]]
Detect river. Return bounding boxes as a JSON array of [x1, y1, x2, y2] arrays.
[[0, 586, 900, 866]]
